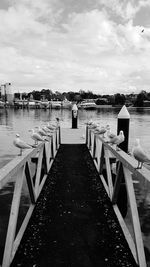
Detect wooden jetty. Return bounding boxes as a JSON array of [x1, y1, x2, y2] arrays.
[[0, 126, 148, 266]]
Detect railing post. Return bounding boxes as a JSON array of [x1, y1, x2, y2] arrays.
[[85, 125, 88, 146], [51, 135, 54, 160], [89, 129, 92, 150], [92, 134, 96, 160], [55, 129, 58, 150], [58, 126, 61, 145], [2, 166, 24, 267]]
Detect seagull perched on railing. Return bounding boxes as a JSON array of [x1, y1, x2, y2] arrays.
[[89, 122, 99, 130], [29, 129, 44, 145], [47, 123, 57, 131], [107, 130, 125, 150], [94, 126, 106, 138], [106, 125, 116, 140], [35, 126, 49, 137], [42, 126, 53, 136], [13, 134, 32, 156], [132, 138, 150, 169]]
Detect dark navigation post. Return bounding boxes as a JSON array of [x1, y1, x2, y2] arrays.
[[116, 105, 130, 218], [117, 105, 130, 152]]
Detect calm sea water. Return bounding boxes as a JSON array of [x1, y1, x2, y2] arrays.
[[0, 107, 150, 264]]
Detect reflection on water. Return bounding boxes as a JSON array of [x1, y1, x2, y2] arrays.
[[1, 107, 150, 263]]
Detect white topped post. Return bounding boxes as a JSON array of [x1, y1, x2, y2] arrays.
[[72, 103, 78, 129], [117, 105, 130, 218], [117, 105, 130, 152]]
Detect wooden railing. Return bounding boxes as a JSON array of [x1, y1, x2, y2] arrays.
[[0, 127, 60, 267], [86, 125, 147, 267]]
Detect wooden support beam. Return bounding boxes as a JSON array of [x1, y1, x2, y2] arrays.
[[112, 161, 123, 204], [25, 162, 36, 204], [2, 166, 24, 267], [104, 147, 113, 199], [123, 166, 146, 267]]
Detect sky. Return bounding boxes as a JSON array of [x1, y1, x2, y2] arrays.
[[0, 0, 150, 94]]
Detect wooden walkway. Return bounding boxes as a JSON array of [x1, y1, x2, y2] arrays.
[[61, 127, 86, 144], [10, 142, 137, 267]]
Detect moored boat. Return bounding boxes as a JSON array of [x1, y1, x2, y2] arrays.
[[61, 99, 72, 109], [40, 101, 50, 109], [0, 100, 5, 108], [77, 100, 97, 110], [50, 100, 61, 109]]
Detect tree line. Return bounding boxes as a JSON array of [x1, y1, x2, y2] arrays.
[[14, 89, 150, 107]]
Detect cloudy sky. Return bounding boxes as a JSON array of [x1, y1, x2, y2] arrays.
[[0, 0, 150, 94]]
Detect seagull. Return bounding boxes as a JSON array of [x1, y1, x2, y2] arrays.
[[29, 129, 44, 145], [132, 138, 150, 169], [47, 123, 56, 131], [89, 122, 99, 130], [42, 126, 53, 136], [94, 126, 106, 137], [13, 134, 32, 156], [106, 125, 116, 140], [107, 130, 125, 150], [86, 119, 93, 126], [35, 126, 48, 136]]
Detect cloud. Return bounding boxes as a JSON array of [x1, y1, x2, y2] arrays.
[[0, 0, 150, 94]]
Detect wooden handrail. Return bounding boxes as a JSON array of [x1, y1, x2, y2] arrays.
[[1, 127, 60, 267], [86, 125, 147, 267]]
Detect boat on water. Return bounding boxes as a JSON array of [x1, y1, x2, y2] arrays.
[[50, 100, 62, 109], [40, 100, 50, 109], [61, 99, 72, 109], [77, 100, 97, 110], [0, 100, 5, 108], [28, 101, 36, 109]]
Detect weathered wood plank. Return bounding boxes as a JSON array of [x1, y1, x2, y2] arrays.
[[61, 128, 86, 144], [34, 147, 44, 197], [0, 143, 44, 189], [25, 162, 36, 204], [104, 147, 114, 199], [123, 166, 146, 267], [112, 161, 123, 204], [2, 166, 24, 267], [113, 204, 138, 263], [11, 204, 35, 262]]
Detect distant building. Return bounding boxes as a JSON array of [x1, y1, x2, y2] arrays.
[[0, 83, 14, 102], [1, 84, 5, 96], [5, 83, 13, 102]]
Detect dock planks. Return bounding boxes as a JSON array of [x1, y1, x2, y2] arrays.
[[61, 127, 86, 144], [11, 144, 138, 267]]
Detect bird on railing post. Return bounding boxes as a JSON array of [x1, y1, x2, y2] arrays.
[[132, 138, 150, 169], [29, 129, 44, 145], [106, 130, 125, 151], [13, 134, 32, 155]]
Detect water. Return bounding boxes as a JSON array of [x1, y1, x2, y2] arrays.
[[0, 107, 150, 264]]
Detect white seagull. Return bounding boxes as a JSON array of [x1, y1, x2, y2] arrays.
[[89, 122, 99, 130], [132, 138, 150, 169], [107, 130, 125, 150], [106, 125, 116, 140], [94, 126, 106, 137], [42, 126, 53, 137], [29, 129, 44, 145], [47, 123, 56, 131], [13, 134, 32, 156], [35, 126, 48, 136]]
